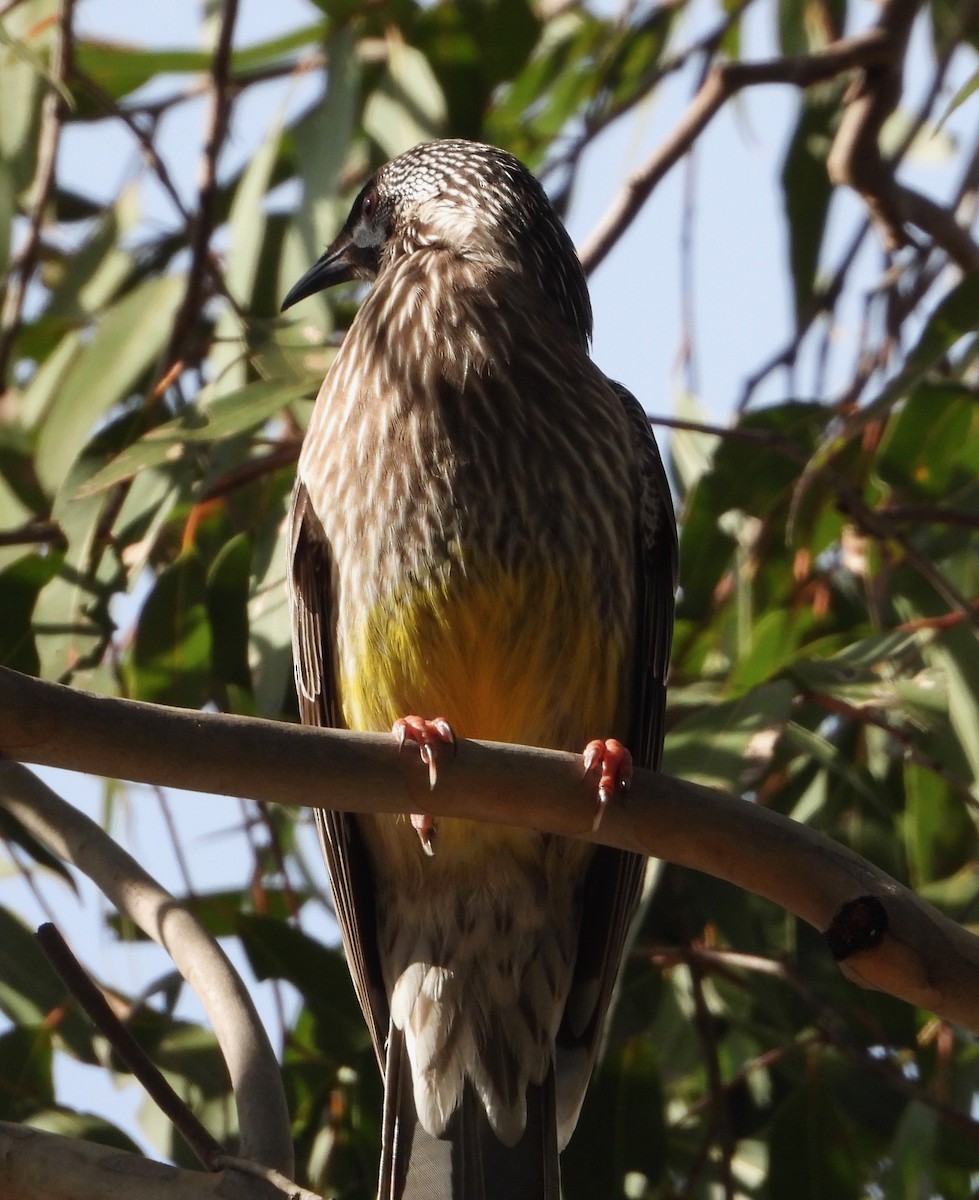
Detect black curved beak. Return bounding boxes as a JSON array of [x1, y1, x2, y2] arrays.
[[280, 240, 355, 312]]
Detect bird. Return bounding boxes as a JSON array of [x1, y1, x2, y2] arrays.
[[281, 138, 677, 1200]]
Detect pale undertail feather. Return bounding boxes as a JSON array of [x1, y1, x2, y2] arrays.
[[380, 1026, 562, 1200]]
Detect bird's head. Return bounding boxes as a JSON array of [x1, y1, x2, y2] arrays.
[[281, 139, 592, 345]]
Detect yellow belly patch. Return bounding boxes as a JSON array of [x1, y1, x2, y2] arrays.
[[340, 560, 630, 871], [340, 561, 629, 750]]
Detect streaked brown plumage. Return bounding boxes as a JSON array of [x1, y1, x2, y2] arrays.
[[283, 139, 677, 1199]]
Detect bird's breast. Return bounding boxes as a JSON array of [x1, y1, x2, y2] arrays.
[[298, 258, 639, 862]]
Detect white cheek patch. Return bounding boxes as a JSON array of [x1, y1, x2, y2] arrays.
[[353, 221, 384, 249]]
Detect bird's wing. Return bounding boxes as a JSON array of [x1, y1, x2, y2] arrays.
[[615, 380, 678, 774], [556, 381, 677, 1142], [289, 480, 389, 1066]]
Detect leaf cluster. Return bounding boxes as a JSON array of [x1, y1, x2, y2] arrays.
[[2, 0, 979, 1196]]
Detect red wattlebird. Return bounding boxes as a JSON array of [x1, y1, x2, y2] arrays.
[[282, 139, 677, 1199]]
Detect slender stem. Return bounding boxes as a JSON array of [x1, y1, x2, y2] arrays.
[[35, 922, 226, 1170]]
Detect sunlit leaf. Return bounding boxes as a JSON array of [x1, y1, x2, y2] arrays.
[[364, 40, 447, 159], [664, 681, 794, 790], [34, 275, 185, 493], [0, 909, 95, 1063], [77, 378, 310, 496]]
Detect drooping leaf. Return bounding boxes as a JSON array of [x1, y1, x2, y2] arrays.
[[128, 549, 212, 707], [781, 82, 843, 323], [237, 913, 370, 1058], [0, 909, 96, 1063], [34, 275, 185, 493]]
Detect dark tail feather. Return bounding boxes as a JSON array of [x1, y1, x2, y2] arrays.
[[379, 1029, 561, 1200]]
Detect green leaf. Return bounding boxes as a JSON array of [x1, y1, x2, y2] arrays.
[[937, 67, 979, 130], [42, 184, 141, 321], [0, 2, 47, 193], [782, 721, 885, 811], [781, 83, 843, 322], [293, 24, 359, 255], [0, 157, 12, 281], [669, 391, 720, 500], [207, 533, 253, 691], [663, 681, 794, 790], [904, 761, 977, 891], [879, 1100, 938, 1199], [563, 1037, 664, 1197], [208, 110, 284, 398], [128, 549, 212, 707], [237, 914, 370, 1058], [905, 270, 979, 375], [730, 608, 812, 693], [877, 382, 977, 496], [768, 1064, 864, 1200], [33, 453, 124, 680], [925, 625, 979, 796], [106, 887, 309, 940], [74, 23, 325, 103], [0, 909, 95, 1063], [18, 327, 84, 431], [132, 1015, 229, 1097], [0, 552, 60, 674], [0, 804, 76, 888], [25, 1107, 143, 1154], [73, 41, 213, 99], [77, 378, 311, 496], [34, 275, 185, 492], [248, 498, 294, 718], [0, 1025, 54, 1119], [364, 40, 447, 159]]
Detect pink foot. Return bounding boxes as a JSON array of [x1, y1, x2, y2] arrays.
[[393, 716, 456, 856], [582, 738, 633, 832]]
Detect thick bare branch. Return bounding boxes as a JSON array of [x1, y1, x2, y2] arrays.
[[0, 760, 293, 1177], [0, 1120, 283, 1200], [825, 0, 979, 269], [1, 666, 979, 1034]]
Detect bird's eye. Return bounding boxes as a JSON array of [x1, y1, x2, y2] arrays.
[[362, 187, 378, 220]]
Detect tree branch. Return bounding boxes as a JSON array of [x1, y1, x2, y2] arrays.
[[160, 0, 241, 385], [824, 0, 979, 270], [1, 666, 979, 1034], [0, 759, 293, 1177], [0, 0, 74, 385], [0, 1120, 284, 1200], [35, 922, 227, 1171], [579, 28, 893, 273]]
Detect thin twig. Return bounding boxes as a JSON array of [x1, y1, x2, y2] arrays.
[[72, 72, 192, 224], [804, 691, 979, 812], [579, 28, 893, 273], [549, 0, 755, 207], [212, 1155, 324, 1200], [650, 942, 979, 1141], [160, 0, 241, 387], [688, 959, 735, 1199], [0, 520, 66, 548], [154, 785, 196, 896], [36, 922, 226, 1170], [0, 0, 74, 384]]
